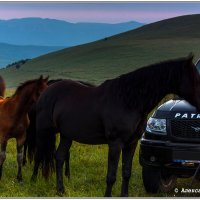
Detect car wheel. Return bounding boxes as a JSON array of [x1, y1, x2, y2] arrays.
[[142, 166, 177, 193]]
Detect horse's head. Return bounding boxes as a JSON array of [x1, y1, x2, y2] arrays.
[[179, 53, 200, 111], [11, 75, 49, 125]]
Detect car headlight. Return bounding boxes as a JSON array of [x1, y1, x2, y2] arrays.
[[146, 117, 166, 134]]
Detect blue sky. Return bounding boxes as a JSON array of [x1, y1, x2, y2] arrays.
[[1, 2, 200, 23]]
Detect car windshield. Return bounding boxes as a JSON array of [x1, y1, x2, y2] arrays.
[[196, 59, 200, 74]]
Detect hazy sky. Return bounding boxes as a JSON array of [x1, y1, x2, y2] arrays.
[[1, 2, 200, 23]]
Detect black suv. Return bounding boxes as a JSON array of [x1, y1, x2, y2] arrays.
[[139, 59, 200, 193]]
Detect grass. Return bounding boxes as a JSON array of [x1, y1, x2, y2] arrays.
[[2, 137, 200, 197]]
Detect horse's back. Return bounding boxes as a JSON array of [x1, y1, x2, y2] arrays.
[[37, 80, 97, 111], [36, 80, 106, 144]]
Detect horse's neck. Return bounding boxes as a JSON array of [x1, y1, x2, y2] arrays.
[[138, 70, 178, 114], [113, 67, 178, 114], [13, 90, 33, 117]]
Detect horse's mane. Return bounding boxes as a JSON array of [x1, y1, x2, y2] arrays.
[[13, 78, 40, 96], [101, 56, 194, 111], [119, 57, 185, 85]]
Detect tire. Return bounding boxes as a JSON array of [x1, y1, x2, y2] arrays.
[[142, 166, 177, 193]]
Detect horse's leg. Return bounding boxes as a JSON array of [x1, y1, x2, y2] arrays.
[[120, 117, 147, 196], [65, 144, 71, 179], [56, 137, 71, 195], [31, 154, 40, 182], [23, 142, 27, 166], [120, 140, 138, 197], [105, 139, 122, 197], [0, 141, 7, 180], [16, 136, 26, 182]]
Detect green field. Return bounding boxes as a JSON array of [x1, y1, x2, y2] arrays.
[[1, 14, 200, 197], [1, 127, 200, 197]]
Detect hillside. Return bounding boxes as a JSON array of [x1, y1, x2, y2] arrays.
[[1, 14, 200, 88], [115, 14, 200, 39], [0, 43, 64, 68], [0, 18, 144, 46]]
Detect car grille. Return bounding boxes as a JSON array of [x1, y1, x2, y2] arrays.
[[171, 120, 200, 141]]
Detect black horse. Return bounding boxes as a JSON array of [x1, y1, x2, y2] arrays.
[[23, 79, 95, 177], [31, 54, 200, 197], [23, 79, 63, 166]]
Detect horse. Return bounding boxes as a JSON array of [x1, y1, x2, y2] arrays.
[[0, 75, 48, 182], [23, 79, 95, 178], [23, 79, 63, 166], [31, 54, 200, 197], [0, 75, 5, 97]]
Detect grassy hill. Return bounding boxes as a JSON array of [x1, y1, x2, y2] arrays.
[[1, 14, 200, 88], [116, 14, 200, 39]]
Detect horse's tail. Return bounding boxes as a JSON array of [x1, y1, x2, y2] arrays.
[[26, 105, 37, 163], [35, 111, 56, 180], [26, 125, 37, 163], [0, 75, 6, 97]]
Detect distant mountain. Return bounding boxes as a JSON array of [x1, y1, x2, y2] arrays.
[[0, 42, 64, 68], [0, 18, 144, 46]]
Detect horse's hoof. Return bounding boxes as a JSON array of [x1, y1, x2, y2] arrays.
[[104, 193, 112, 197], [56, 190, 65, 197], [57, 187, 65, 196], [17, 177, 23, 183], [57, 192, 64, 197], [120, 193, 128, 197]]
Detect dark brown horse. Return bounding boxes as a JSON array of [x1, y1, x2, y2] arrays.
[[0, 76, 48, 182], [31, 55, 200, 197], [23, 79, 95, 178], [23, 79, 63, 165]]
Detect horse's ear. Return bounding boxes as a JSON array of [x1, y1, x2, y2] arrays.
[[184, 53, 194, 69], [39, 75, 43, 80], [187, 52, 194, 63], [36, 75, 44, 85]]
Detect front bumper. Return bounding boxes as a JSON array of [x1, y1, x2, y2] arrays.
[[140, 135, 200, 176]]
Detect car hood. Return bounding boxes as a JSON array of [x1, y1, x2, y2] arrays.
[[153, 100, 200, 119], [158, 100, 197, 112]]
